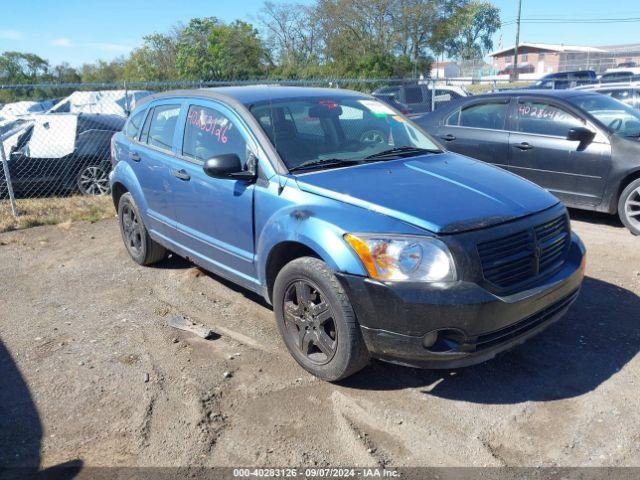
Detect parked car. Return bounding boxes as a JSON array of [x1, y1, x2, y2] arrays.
[[110, 86, 585, 381], [1, 113, 124, 197], [373, 82, 469, 117], [415, 90, 640, 234], [527, 70, 596, 90], [573, 82, 640, 110], [598, 70, 640, 84]]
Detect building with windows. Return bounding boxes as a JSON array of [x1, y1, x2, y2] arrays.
[[490, 43, 640, 76], [489, 43, 604, 76]]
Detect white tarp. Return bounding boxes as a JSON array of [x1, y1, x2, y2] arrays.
[[48, 90, 151, 117], [0, 100, 54, 120], [26, 115, 78, 159]]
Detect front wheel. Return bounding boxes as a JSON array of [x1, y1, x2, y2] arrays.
[[77, 164, 111, 196], [618, 178, 640, 236], [273, 257, 369, 382]]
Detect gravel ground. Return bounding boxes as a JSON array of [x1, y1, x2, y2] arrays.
[[1, 211, 639, 473]]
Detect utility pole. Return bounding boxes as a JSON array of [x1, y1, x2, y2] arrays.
[[512, 0, 523, 82]]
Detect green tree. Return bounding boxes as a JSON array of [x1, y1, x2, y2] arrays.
[[175, 17, 266, 80], [0, 51, 49, 83], [124, 32, 179, 81], [80, 58, 126, 83], [444, 1, 501, 60]]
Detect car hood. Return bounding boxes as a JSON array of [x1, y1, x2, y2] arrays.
[[294, 153, 559, 234]]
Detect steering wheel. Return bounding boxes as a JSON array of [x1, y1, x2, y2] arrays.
[[608, 118, 623, 132]]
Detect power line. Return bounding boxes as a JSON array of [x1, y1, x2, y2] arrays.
[[501, 17, 640, 26]]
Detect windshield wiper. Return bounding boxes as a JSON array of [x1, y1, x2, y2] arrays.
[[364, 146, 440, 161], [289, 158, 361, 173]]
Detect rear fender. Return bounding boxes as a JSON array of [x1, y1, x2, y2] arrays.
[[109, 160, 149, 215]]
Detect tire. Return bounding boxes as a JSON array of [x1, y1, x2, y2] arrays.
[[273, 257, 369, 381], [618, 178, 640, 236], [118, 192, 167, 265], [77, 164, 111, 196]]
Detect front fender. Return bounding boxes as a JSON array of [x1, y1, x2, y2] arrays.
[[256, 210, 368, 286], [254, 178, 427, 287]]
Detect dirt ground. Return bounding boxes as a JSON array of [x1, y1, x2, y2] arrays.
[[1, 210, 639, 473]]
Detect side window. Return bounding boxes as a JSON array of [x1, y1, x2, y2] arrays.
[[459, 102, 508, 130], [605, 89, 633, 104], [517, 101, 584, 137], [145, 104, 180, 151], [183, 105, 247, 162], [404, 87, 424, 104], [124, 110, 146, 139], [446, 110, 460, 126]]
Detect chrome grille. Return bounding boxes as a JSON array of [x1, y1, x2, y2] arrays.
[[478, 214, 570, 291]]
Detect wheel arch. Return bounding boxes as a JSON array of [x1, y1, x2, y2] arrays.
[[264, 241, 322, 303], [614, 169, 640, 213], [111, 181, 128, 210]]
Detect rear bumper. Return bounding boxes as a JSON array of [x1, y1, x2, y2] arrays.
[[336, 233, 586, 369]]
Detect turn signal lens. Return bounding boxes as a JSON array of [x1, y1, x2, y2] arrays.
[[344, 233, 456, 283]]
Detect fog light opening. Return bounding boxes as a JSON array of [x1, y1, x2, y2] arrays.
[[423, 329, 465, 353]]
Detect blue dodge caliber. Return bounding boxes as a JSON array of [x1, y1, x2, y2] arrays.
[[110, 86, 586, 381]]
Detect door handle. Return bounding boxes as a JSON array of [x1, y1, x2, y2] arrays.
[[171, 169, 191, 181], [128, 151, 141, 162], [515, 142, 534, 151], [440, 134, 457, 142]]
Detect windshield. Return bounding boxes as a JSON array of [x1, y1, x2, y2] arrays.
[[573, 94, 640, 138], [249, 97, 440, 171]]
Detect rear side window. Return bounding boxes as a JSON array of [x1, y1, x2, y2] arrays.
[[459, 102, 508, 130], [182, 105, 247, 162], [446, 110, 460, 126], [145, 105, 180, 151], [125, 110, 146, 139], [404, 86, 424, 104], [602, 89, 633, 103], [516, 101, 584, 137]]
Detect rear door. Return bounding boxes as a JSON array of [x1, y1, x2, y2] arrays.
[[433, 99, 511, 168], [131, 103, 181, 235], [508, 97, 611, 207]]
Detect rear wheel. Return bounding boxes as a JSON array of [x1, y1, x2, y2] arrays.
[[118, 192, 166, 265], [77, 165, 110, 196], [618, 178, 640, 236], [273, 257, 369, 381]]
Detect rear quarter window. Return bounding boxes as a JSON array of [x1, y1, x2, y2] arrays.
[[125, 110, 147, 139], [144, 105, 180, 151]]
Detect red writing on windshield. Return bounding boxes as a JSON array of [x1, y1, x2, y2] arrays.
[[188, 108, 232, 144]]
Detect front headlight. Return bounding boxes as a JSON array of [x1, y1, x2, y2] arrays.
[[344, 233, 456, 283]]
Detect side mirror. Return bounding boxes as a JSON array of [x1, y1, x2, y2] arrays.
[[203, 153, 256, 181], [567, 127, 596, 144]]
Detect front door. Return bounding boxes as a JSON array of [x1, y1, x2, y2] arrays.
[[435, 100, 511, 168], [169, 101, 257, 285], [508, 98, 611, 207]]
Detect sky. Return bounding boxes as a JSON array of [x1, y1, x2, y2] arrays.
[[0, 0, 639, 67]]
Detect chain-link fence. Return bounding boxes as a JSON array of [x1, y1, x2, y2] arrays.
[[0, 76, 512, 229]]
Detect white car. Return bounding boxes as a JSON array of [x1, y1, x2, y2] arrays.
[[573, 82, 640, 110]]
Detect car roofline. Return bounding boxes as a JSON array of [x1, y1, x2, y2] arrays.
[[136, 88, 291, 175]]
